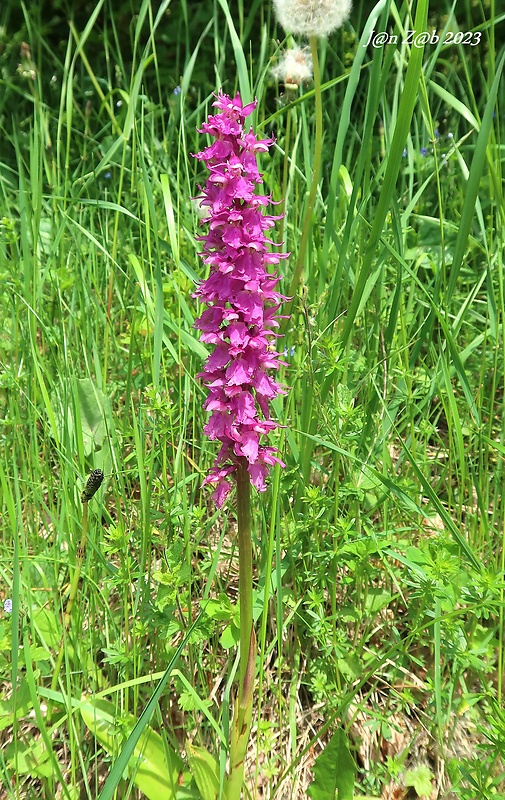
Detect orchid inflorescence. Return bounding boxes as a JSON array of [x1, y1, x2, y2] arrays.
[[193, 92, 288, 507]]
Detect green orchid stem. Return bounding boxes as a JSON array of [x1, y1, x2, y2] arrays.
[[236, 461, 253, 692], [226, 460, 255, 800], [48, 500, 90, 721], [283, 35, 323, 327]]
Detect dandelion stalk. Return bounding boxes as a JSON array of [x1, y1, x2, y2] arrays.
[[284, 35, 323, 319], [270, 44, 313, 249], [272, 1, 352, 505], [273, 0, 352, 322]]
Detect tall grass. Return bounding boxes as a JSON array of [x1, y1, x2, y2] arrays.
[[0, 0, 504, 797]]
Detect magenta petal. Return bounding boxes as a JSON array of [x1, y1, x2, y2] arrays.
[[195, 306, 225, 332], [238, 431, 259, 462], [254, 370, 281, 398], [205, 344, 231, 372], [248, 462, 269, 492], [226, 359, 253, 385], [228, 322, 250, 349], [213, 478, 233, 507], [236, 391, 256, 422], [204, 412, 228, 440]]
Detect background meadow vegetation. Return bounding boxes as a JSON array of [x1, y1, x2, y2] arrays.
[[0, 0, 504, 797]]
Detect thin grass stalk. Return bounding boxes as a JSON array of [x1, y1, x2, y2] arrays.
[[278, 103, 292, 250], [49, 471, 103, 718], [48, 500, 89, 721], [255, 461, 281, 795]]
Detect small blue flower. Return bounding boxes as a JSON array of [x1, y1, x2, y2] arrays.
[[402, 148, 407, 158], [104, 171, 111, 179], [4, 599, 12, 613], [420, 147, 428, 157], [434, 129, 439, 140], [283, 346, 295, 357], [173, 86, 181, 96]]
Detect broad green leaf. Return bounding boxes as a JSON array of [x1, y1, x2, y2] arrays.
[[81, 697, 184, 799], [32, 605, 60, 649], [336, 656, 362, 682], [97, 613, 203, 800], [307, 728, 355, 800], [50, 377, 111, 456], [0, 677, 32, 732], [220, 623, 239, 650], [363, 588, 393, 615], [404, 765, 434, 797], [6, 739, 55, 778], [187, 743, 220, 800], [75, 378, 110, 455]]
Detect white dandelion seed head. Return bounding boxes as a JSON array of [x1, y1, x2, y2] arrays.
[[271, 45, 313, 88], [273, 0, 352, 37]]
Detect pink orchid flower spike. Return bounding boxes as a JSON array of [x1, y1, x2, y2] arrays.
[[192, 92, 289, 507]]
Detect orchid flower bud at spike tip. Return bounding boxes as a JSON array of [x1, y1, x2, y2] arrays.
[[273, 0, 352, 37], [192, 92, 289, 508]]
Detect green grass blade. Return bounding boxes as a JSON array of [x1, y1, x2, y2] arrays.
[[447, 49, 505, 300], [337, 0, 429, 349], [216, 0, 251, 103], [98, 611, 204, 800]]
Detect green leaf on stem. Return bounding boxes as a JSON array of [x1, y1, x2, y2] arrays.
[[307, 728, 355, 800], [187, 743, 220, 800], [81, 697, 185, 799]]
